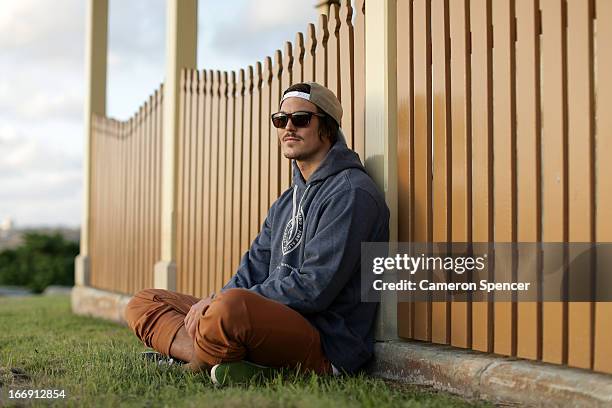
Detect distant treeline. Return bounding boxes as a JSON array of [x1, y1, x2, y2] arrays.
[[0, 233, 78, 293]]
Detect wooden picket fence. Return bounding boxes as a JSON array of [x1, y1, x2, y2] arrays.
[[396, 0, 611, 373], [88, 0, 612, 374], [90, 88, 163, 294], [173, 1, 364, 297]]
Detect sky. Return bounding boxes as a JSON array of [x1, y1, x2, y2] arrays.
[[0, 0, 318, 228]]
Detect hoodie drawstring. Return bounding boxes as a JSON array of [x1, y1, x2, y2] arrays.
[[289, 184, 311, 238]]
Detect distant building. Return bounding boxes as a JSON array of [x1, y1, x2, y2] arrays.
[[0, 217, 14, 241], [0, 217, 14, 232]]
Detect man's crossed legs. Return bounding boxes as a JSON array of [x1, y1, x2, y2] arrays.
[[124, 288, 332, 376]]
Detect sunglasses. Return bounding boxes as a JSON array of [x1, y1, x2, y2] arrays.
[[271, 111, 326, 128]]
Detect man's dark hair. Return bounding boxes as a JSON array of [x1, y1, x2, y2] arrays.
[[283, 83, 340, 145], [316, 107, 339, 145]]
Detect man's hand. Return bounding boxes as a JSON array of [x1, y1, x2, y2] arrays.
[[184, 293, 215, 340]]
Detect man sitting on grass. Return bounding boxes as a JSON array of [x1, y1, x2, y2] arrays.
[[125, 82, 390, 386]]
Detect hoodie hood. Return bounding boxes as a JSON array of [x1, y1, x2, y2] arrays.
[[291, 129, 365, 187]]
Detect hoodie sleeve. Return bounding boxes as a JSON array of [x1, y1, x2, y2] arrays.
[[222, 204, 275, 290], [248, 188, 387, 313]]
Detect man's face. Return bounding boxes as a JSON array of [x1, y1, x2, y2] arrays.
[[277, 97, 330, 161]]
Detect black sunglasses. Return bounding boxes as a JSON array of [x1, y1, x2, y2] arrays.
[[271, 111, 326, 128]]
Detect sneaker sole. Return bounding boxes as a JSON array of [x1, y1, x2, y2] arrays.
[[210, 364, 222, 386]]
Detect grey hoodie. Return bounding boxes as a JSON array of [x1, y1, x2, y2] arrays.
[[222, 131, 390, 373]]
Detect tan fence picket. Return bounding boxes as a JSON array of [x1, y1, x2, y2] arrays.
[[431, 0, 452, 346], [339, 0, 354, 149], [209, 71, 220, 296], [176, 71, 187, 293], [240, 66, 253, 257], [566, 0, 595, 370], [469, 0, 493, 354], [90, 116, 98, 288], [594, 0, 612, 374], [492, 0, 517, 357], [223, 72, 236, 286], [294, 33, 304, 84], [178, 71, 189, 294], [194, 71, 206, 297], [411, 0, 433, 342], [153, 89, 162, 283], [202, 70, 213, 297], [515, 0, 541, 361], [449, 0, 471, 349], [125, 117, 132, 293], [190, 70, 201, 296], [142, 99, 150, 292], [136, 105, 145, 292], [353, 0, 365, 157], [269, 51, 282, 203], [281, 42, 294, 190], [261, 58, 272, 227], [232, 70, 245, 271], [397, 0, 414, 340], [305, 24, 316, 83], [316, 14, 328, 86], [540, 0, 567, 365], [187, 70, 198, 295], [250, 64, 262, 249], [216, 72, 228, 297], [327, 4, 341, 98]]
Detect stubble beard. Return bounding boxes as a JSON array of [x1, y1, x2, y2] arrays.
[[282, 147, 307, 161], [280, 136, 308, 161]]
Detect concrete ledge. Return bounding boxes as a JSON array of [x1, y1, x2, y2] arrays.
[[71, 285, 131, 325], [369, 340, 612, 407]]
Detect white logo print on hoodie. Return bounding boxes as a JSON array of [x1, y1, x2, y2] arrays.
[[281, 184, 311, 255]]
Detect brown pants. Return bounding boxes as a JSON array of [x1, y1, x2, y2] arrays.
[[124, 288, 332, 374]]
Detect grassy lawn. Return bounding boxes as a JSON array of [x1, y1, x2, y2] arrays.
[[0, 295, 492, 407]]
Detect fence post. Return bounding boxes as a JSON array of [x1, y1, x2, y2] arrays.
[[365, 0, 399, 340], [76, 0, 108, 287], [155, 0, 197, 291]]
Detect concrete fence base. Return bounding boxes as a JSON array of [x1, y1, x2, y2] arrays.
[[71, 285, 130, 325], [70, 286, 612, 407], [368, 341, 612, 407]]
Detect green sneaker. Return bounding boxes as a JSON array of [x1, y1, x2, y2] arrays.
[[210, 361, 279, 386]]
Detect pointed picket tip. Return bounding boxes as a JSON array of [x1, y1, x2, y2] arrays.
[[306, 23, 317, 54], [247, 65, 254, 91], [254, 61, 263, 87], [264, 56, 273, 83], [274, 50, 283, 76], [318, 13, 330, 43], [294, 32, 305, 62]]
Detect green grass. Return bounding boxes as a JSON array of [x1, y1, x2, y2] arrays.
[[0, 295, 492, 407]]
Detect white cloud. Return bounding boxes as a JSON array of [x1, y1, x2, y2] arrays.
[[0, 0, 85, 125], [0, 0, 85, 64], [0, 0, 322, 227], [0, 80, 83, 121], [198, 0, 319, 71], [247, 0, 317, 29], [106, 0, 165, 120], [0, 124, 82, 227], [108, 0, 165, 64]]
